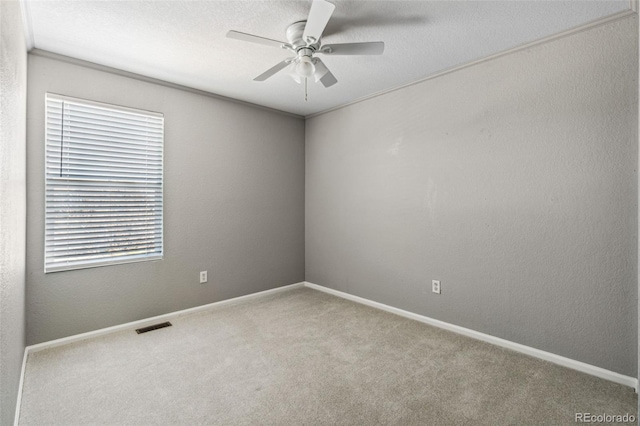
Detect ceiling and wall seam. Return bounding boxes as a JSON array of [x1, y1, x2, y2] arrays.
[[28, 49, 304, 120], [305, 8, 636, 119], [22, 1, 631, 118], [19, 0, 34, 51]]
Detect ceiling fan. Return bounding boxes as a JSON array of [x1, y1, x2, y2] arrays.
[[226, 0, 384, 91]]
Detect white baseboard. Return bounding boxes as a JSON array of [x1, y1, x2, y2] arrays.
[[25, 282, 304, 354], [303, 281, 638, 391], [13, 348, 28, 426]]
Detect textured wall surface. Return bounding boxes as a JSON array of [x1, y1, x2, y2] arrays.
[[306, 16, 638, 376], [0, 0, 27, 424], [26, 55, 305, 344]]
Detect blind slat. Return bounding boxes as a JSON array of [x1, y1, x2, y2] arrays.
[[47, 238, 162, 253], [48, 206, 162, 213], [48, 245, 162, 261], [46, 183, 161, 191], [47, 219, 161, 228], [47, 136, 163, 153], [47, 171, 162, 181], [46, 147, 162, 163], [48, 129, 164, 146], [47, 231, 160, 246], [48, 101, 163, 125], [47, 117, 164, 137], [46, 158, 162, 170], [47, 224, 162, 236], [49, 101, 163, 122]]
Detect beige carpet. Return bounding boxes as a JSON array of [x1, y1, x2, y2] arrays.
[[18, 286, 637, 425]]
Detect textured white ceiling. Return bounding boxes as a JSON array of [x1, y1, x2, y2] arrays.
[[25, 1, 631, 116]]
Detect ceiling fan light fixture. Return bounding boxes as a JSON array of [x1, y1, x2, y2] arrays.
[[295, 55, 316, 78], [289, 64, 302, 84]]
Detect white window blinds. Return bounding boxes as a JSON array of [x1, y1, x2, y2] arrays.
[[45, 94, 164, 273]]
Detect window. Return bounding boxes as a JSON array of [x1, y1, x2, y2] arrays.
[[45, 94, 164, 273]]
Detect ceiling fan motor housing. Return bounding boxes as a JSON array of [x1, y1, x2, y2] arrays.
[[286, 21, 321, 52]]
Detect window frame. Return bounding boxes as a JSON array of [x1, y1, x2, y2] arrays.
[[44, 93, 164, 273]]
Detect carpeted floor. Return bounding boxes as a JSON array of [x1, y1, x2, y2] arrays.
[[18, 286, 637, 425]]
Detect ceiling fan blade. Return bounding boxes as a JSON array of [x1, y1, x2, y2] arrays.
[[320, 42, 385, 55], [314, 59, 337, 87], [320, 70, 337, 88], [254, 59, 294, 81], [303, 0, 335, 44], [312, 58, 329, 83], [227, 30, 287, 49]]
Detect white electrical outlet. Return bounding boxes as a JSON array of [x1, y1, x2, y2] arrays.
[[200, 271, 208, 284], [432, 280, 441, 294]]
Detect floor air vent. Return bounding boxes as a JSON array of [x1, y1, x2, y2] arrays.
[[136, 322, 172, 334]]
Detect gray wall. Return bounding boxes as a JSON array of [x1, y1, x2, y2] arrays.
[[26, 54, 305, 345], [0, 1, 27, 424], [306, 16, 638, 376]]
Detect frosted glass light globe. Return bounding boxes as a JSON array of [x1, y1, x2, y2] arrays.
[[296, 56, 316, 78]]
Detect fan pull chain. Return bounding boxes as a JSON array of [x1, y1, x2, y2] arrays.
[[304, 77, 308, 102]]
